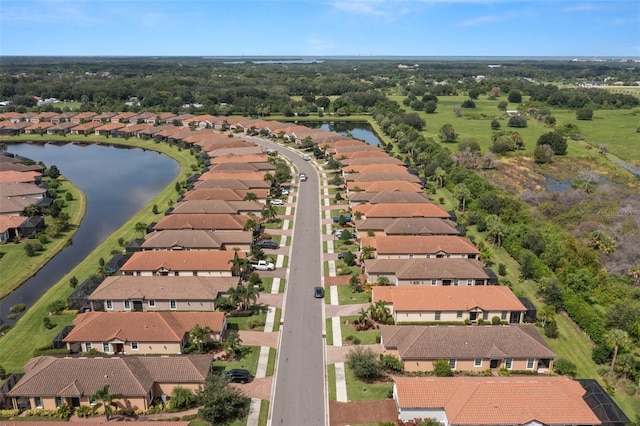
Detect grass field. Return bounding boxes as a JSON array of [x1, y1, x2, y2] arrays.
[[0, 177, 85, 298], [0, 136, 198, 373], [344, 364, 393, 401]]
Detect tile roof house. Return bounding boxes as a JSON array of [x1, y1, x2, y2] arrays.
[[198, 169, 266, 182], [152, 213, 252, 232], [343, 163, 409, 175], [192, 179, 271, 191], [347, 181, 422, 193], [0, 214, 27, 242], [0, 182, 46, 199], [354, 217, 461, 237], [345, 172, 422, 184], [140, 229, 253, 251], [364, 258, 493, 286], [87, 275, 239, 312], [63, 311, 226, 354], [207, 145, 265, 158], [169, 200, 264, 216], [393, 376, 601, 425], [182, 187, 269, 202], [373, 235, 480, 259], [349, 191, 432, 205], [0, 170, 41, 184], [7, 354, 213, 411], [353, 203, 450, 219], [381, 324, 555, 372], [372, 285, 525, 324], [341, 156, 405, 166], [119, 250, 236, 277]]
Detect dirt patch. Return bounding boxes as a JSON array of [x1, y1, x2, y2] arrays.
[[329, 400, 397, 426]]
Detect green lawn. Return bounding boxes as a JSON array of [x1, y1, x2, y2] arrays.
[[340, 316, 380, 345], [344, 364, 393, 401], [226, 312, 267, 331], [266, 348, 276, 376], [0, 177, 85, 298], [258, 400, 269, 426], [337, 286, 371, 305], [327, 364, 337, 401], [213, 345, 261, 376], [0, 137, 198, 373], [272, 308, 281, 332], [325, 318, 334, 346]]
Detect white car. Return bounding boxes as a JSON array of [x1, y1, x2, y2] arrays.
[[270, 199, 284, 205], [280, 189, 290, 196]]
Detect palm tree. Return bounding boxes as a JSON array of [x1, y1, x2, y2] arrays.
[[605, 328, 630, 373], [229, 283, 260, 311], [243, 218, 260, 237], [485, 214, 506, 247], [262, 203, 278, 223], [359, 245, 375, 263], [224, 331, 242, 357], [228, 252, 250, 280], [189, 324, 212, 353], [453, 183, 471, 211], [243, 192, 257, 201], [433, 167, 446, 188], [90, 384, 123, 421], [539, 305, 556, 328]]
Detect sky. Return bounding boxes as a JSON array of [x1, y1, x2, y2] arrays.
[[0, 0, 638, 57]]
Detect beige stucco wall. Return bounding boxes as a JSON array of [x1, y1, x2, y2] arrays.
[[26, 395, 149, 411], [130, 271, 232, 277], [103, 299, 216, 312], [376, 253, 470, 259], [394, 310, 517, 323], [70, 341, 183, 355], [402, 357, 545, 372]]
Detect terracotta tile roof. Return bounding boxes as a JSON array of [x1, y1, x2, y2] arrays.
[[92, 112, 117, 121], [354, 203, 449, 219], [342, 156, 405, 166], [375, 235, 479, 255], [333, 144, 382, 154], [25, 121, 54, 131], [88, 275, 238, 301], [120, 250, 236, 272], [394, 376, 600, 425], [183, 187, 268, 201], [207, 145, 264, 157], [199, 170, 266, 181], [183, 132, 228, 144], [344, 164, 408, 174], [192, 179, 270, 190], [338, 150, 391, 160], [318, 139, 365, 149], [70, 111, 97, 121], [381, 324, 555, 360], [95, 122, 126, 131], [153, 213, 252, 231], [209, 162, 275, 172], [8, 355, 213, 398], [372, 285, 525, 312], [355, 217, 460, 235], [170, 200, 263, 215], [209, 153, 269, 164], [0, 170, 40, 183], [347, 181, 422, 192], [0, 182, 46, 197], [111, 112, 138, 121], [71, 121, 102, 131], [0, 214, 27, 233], [346, 172, 421, 183], [141, 229, 252, 250], [0, 196, 35, 214], [365, 258, 491, 281], [349, 191, 432, 205], [64, 311, 226, 343]]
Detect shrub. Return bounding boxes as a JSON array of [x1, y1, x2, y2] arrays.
[[43, 317, 55, 330], [461, 99, 476, 108], [553, 358, 577, 378], [508, 90, 522, 103], [537, 132, 567, 155], [498, 263, 507, 276], [508, 115, 527, 128], [490, 118, 501, 130], [491, 316, 502, 325], [380, 354, 403, 372], [38, 234, 49, 245], [0, 409, 19, 418], [433, 359, 453, 377], [346, 346, 382, 382], [591, 343, 611, 364], [47, 300, 66, 315], [544, 320, 559, 338], [75, 406, 93, 418], [10, 304, 26, 313], [576, 108, 593, 120], [169, 386, 197, 410], [534, 144, 554, 164], [56, 404, 72, 420]]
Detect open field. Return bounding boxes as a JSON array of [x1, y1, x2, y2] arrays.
[[0, 136, 198, 373]]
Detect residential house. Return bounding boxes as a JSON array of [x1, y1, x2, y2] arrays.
[[46, 121, 76, 135], [140, 229, 253, 251], [207, 145, 265, 158], [346, 180, 422, 193], [348, 191, 432, 205], [49, 112, 75, 124], [110, 112, 138, 123], [0, 170, 41, 184], [63, 311, 226, 354], [345, 172, 422, 184], [91, 112, 117, 122], [17, 215, 46, 238], [372, 285, 525, 323], [119, 250, 236, 276], [87, 275, 238, 312], [381, 324, 555, 372], [0, 182, 46, 199], [69, 112, 96, 123], [198, 169, 266, 182], [354, 217, 462, 237], [7, 354, 213, 411], [94, 121, 126, 136], [341, 156, 405, 167], [182, 187, 269, 202], [353, 203, 450, 220], [168, 200, 264, 216], [0, 215, 27, 242], [152, 213, 252, 232], [365, 258, 494, 286], [393, 376, 601, 425], [192, 178, 271, 191], [23, 121, 54, 134], [69, 121, 102, 135], [373, 235, 480, 259], [208, 161, 276, 173]]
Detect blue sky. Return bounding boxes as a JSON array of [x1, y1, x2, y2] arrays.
[[1, 0, 638, 57]]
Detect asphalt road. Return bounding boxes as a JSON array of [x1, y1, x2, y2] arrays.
[[247, 137, 327, 426]]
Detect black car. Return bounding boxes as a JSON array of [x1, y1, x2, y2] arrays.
[[253, 239, 279, 249], [314, 286, 325, 298], [225, 368, 251, 384], [337, 252, 350, 260]]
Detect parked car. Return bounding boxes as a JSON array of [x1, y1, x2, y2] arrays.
[[299, 173, 307, 182], [280, 188, 290, 196], [270, 199, 284, 205], [250, 260, 275, 271], [253, 239, 279, 250], [337, 252, 350, 260], [314, 286, 325, 298], [302, 154, 311, 161], [334, 229, 356, 239], [225, 368, 252, 384]]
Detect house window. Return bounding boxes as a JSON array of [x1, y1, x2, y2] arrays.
[[136, 271, 141, 276], [482, 312, 488, 321], [193, 271, 198, 276], [55, 397, 63, 408], [426, 254, 431, 258], [431, 279, 437, 286], [456, 311, 463, 318], [467, 279, 473, 286], [106, 300, 113, 310], [131, 342, 139, 350], [148, 300, 156, 307], [174, 271, 179, 276], [435, 311, 441, 321], [34, 396, 43, 408], [408, 254, 414, 259], [124, 300, 131, 310], [469, 254, 477, 259], [85, 342, 92, 352], [461, 254, 467, 258], [446, 254, 451, 258], [526, 358, 535, 369], [448, 359, 457, 369], [102, 343, 109, 353], [453, 279, 459, 286], [170, 300, 177, 310], [505, 358, 513, 369], [474, 358, 482, 367], [501, 311, 507, 320]]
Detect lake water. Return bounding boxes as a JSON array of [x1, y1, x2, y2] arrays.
[[304, 121, 382, 147], [0, 142, 179, 320]]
